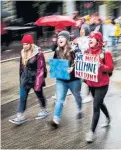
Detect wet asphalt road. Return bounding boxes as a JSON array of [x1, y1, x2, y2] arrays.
[[1, 81, 121, 149]]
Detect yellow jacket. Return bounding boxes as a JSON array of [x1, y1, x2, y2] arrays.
[[115, 24, 121, 37]]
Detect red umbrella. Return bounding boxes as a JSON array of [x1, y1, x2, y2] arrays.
[[35, 15, 76, 27]]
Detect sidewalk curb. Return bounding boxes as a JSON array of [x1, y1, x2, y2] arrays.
[[1, 49, 53, 63]]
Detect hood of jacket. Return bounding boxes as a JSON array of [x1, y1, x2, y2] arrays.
[[21, 44, 40, 59], [89, 32, 103, 55]]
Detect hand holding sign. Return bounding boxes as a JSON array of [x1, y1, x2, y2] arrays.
[[68, 67, 74, 73], [97, 62, 101, 68]]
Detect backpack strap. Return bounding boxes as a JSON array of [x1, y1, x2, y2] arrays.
[[101, 50, 113, 77]]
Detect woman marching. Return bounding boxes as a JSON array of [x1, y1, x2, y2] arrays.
[[85, 32, 114, 142], [49, 31, 83, 129], [9, 34, 49, 125]]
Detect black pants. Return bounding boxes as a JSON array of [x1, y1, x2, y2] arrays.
[[18, 87, 46, 113], [89, 85, 110, 132]]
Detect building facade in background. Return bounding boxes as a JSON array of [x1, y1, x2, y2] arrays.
[[1, 1, 121, 23], [1, 1, 16, 20]]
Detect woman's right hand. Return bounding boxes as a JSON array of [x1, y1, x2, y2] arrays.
[[67, 67, 74, 73]]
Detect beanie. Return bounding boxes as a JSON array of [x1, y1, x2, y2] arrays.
[[81, 24, 90, 36], [21, 34, 34, 44], [58, 30, 70, 41]]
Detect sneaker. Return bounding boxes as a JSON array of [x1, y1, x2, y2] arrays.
[[82, 95, 93, 103], [86, 130, 95, 143], [35, 111, 49, 120], [67, 90, 72, 96], [9, 117, 26, 125], [48, 120, 59, 129], [76, 111, 83, 119], [101, 117, 111, 128], [51, 94, 56, 99]]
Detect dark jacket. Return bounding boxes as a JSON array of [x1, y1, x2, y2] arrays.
[[90, 24, 103, 35], [20, 45, 46, 91], [53, 48, 79, 82]]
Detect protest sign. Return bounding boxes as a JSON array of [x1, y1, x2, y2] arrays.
[[75, 53, 99, 82], [49, 59, 70, 80]]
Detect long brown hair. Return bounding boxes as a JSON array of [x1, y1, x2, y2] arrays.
[[58, 41, 75, 64]]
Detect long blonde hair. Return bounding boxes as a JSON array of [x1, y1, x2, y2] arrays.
[[22, 44, 34, 66]]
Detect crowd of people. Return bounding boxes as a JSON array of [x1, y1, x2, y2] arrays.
[[8, 11, 120, 143], [52, 12, 121, 55]]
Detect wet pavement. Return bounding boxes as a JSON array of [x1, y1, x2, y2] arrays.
[[1, 80, 121, 149]]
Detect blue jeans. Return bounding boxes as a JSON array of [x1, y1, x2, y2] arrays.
[[112, 36, 118, 52], [54, 79, 82, 121], [18, 87, 46, 113]]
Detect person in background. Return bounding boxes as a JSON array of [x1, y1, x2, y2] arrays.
[[71, 11, 81, 39], [110, 19, 118, 54], [114, 19, 121, 54], [94, 17, 103, 35], [73, 24, 93, 103], [85, 32, 114, 143], [73, 24, 90, 53], [89, 14, 97, 32], [103, 18, 116, 53], [72, 11, 80, 21], [9, 34, 49, 125], [49, 31, 83, 129], [115, 20, 121, 42]]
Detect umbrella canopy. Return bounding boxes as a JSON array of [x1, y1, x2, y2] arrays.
[[35, 15, 76, 27]]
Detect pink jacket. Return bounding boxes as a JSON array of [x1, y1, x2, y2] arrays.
[[34, 51, 46, 91]]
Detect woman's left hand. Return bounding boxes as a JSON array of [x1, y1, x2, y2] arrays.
[[67, 67, 74, 73], [98, 62, 101, 68]]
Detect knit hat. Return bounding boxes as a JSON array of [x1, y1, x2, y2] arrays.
[[81, 24, 90, 36], [21, 34, 34, 44], [58, 30, 70, 41]]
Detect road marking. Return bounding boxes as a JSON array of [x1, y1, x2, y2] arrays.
[[4, 49, 13, 52], [1, 57, 20, 63], [2, 51, 121, 63], [43, 83, 55, 89], [1, 49, 53, 63]]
